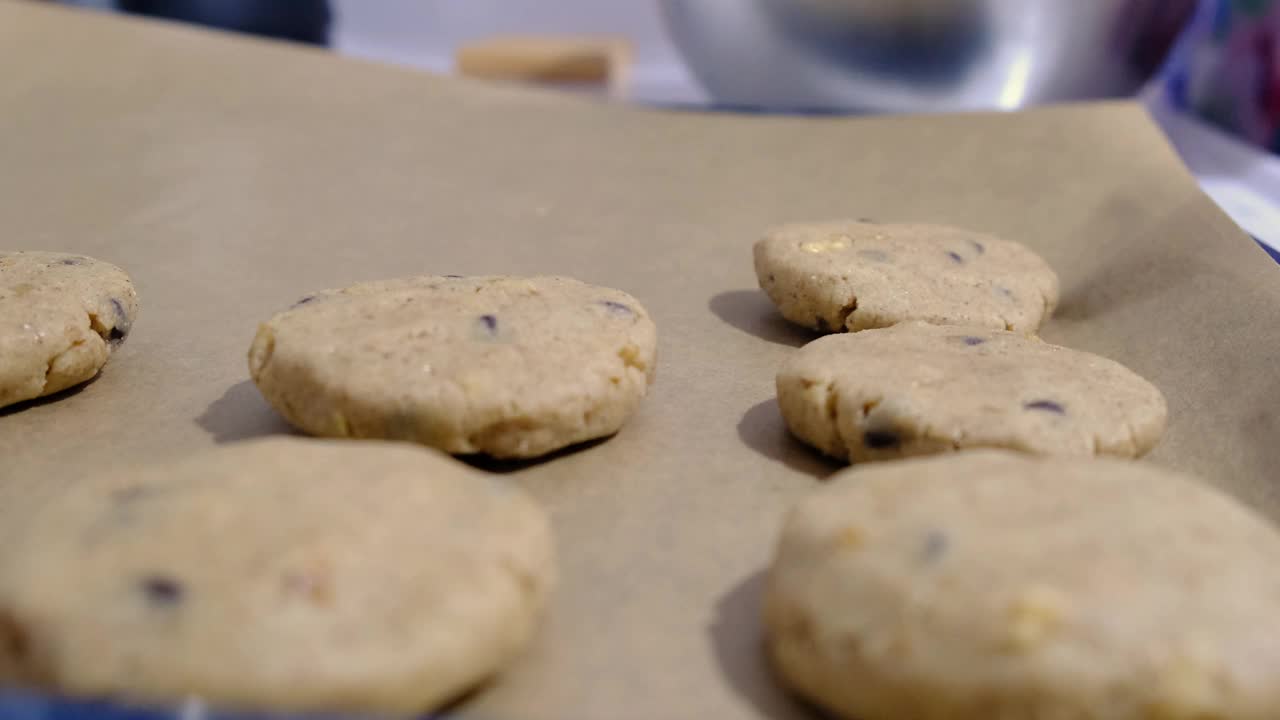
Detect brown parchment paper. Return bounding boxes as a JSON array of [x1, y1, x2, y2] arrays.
[[2, 3, 1279, 718]]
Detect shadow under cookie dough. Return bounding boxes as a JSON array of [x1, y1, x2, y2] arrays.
[[709, 290, 820, 348], [709, 570, 829, 720], [0, 373, 100, 417], [459, 435, 611, 475], [738, 399, 844, 480], [195, 379, 299, 444]]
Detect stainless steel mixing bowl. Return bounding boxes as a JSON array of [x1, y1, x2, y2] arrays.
[[660, 0, 1196, 112]]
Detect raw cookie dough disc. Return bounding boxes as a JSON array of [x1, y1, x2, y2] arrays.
[[766, 450, 1280, 720], [0, 437, 556, 715], [754, 221, 1058, 333], [0, 251, 139, 408], [776, 322, 1166, 462], [248, 275, 657, 459]]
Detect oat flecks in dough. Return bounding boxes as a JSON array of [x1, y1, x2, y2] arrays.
[[248, 275, 657, 459], [0, 437, 556, 715], [0, 251, 139, 409], [766, 450, 1280, 720], [776, 322, 1166, 462], [754, 220, 1059, 334]]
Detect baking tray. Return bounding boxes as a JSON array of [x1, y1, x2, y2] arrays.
[[3, 3, 1280, 719]]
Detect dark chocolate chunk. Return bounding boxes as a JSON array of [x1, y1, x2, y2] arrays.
[[601, 300, 633, 316], [863, 430, 901, 449], [107, 298, 129, 344], [1024, 399, 1066, 414], [140, 575, 184, 606], [971, 240, 985, 255], [921, 530, 948, 564], [946, 251, 964, 264], [767, 274, 776, 283], [443, 275, 463, 279], [293, 295, 316, 307], [961, 336, 985, 346], [58, 257, 84, 266], [479, 314, 498, 333]]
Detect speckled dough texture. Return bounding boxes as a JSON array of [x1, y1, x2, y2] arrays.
[[0, 438, 555, 715], [776, 322, 1166, 462], [766, 451, 1280, 720], [754, 221, 1059, 333], [0, 251, 138, 408], [248, 275, 657, 459]]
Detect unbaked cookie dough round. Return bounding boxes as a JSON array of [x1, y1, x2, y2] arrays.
[[0, 437, 555, 715], [0, 251, 138, 409], [766, 450, 1280, 720], [754, 221, 1058, 334], [248, 275, 657, 459], [776, 321, 1165, 462]]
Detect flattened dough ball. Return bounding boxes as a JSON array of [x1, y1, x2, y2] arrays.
[[249, 275, 657, 459], [0, 251, 138, 408], [0, 437, 555, 715], [776, 322, 1166, 462], [766, 450, 1280, 720], [754, 221, 1058, 333]]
